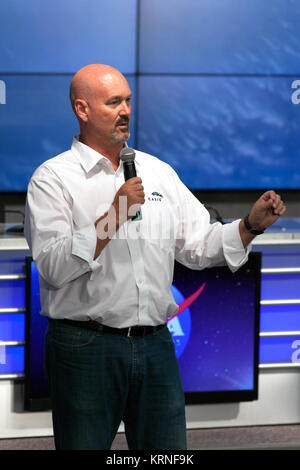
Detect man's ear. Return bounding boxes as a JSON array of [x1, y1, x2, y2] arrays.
[[74, 98, 89, 122]]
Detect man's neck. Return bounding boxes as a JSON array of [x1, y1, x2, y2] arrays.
[[79, 134, 124, 171]]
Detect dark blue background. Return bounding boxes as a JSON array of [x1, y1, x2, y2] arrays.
[[172, 258, 259, 393], [0, 0, 299, 189]]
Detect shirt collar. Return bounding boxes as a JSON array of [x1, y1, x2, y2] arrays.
[[71, 136, 134, 174], [71, 136, 110, 173]]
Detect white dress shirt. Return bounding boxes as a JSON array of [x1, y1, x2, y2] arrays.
[[25, 137, 250, 327]]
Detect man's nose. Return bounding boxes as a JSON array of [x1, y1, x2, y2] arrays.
[[119, 101, 131, 116]]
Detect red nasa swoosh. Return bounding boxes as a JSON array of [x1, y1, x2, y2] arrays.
[[166, 282, 206, 323]]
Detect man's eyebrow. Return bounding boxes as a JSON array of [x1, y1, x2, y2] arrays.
[[107, 93, 132, 101]]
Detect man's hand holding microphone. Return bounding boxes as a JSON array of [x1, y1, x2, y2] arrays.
[[94, 148, 144, 259]]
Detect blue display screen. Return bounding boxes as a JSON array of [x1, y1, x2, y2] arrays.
[[0, 75, 136, 191], [137, 76, 300, 190], [1, 0, 300, 191], [0, 0, 137, 73], [170, 255, 260, 400], [139, 0, 300, 74], [23, 253, 261, 409]]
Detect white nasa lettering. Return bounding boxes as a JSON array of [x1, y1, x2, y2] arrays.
[[168, 317, 185, 336]]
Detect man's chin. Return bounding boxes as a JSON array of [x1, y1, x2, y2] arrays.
[[111, 131, 130, 146]]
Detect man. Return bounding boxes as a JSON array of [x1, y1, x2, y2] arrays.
[[25, 64, 286, 450]]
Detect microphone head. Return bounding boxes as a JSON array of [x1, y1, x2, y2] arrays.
[[120, 147, 135, 163]]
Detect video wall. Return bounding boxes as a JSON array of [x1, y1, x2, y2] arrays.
[[0, 0, 300, 191]]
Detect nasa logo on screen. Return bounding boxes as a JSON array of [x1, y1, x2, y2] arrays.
[[167, 283, 206, 359]]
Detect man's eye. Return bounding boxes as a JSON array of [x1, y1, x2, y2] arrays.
[[107, 97, 131, 106]]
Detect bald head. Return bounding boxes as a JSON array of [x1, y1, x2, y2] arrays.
[[70, 64, 128, 112], [69, 64, 132, 154]]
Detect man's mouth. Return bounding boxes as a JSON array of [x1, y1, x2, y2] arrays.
[[116, 119, 129, 128], [117, 122, 129, 132]]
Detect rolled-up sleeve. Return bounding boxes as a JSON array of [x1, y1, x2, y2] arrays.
[[25, 167, 102, 289], [222, 219, 250, 272]]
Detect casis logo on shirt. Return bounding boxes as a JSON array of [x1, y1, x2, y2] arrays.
[[148, 191, 163, 202]]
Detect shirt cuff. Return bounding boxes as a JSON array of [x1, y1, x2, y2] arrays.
[[222, 219, 251, 272], [71, 224, 102, 271]]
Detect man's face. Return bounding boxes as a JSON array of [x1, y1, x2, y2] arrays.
[[86, 73, 132, 146]]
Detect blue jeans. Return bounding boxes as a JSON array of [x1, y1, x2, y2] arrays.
[[45, 320, 187, 450]]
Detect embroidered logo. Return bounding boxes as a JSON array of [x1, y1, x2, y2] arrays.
[[148, 191, 164, 202]]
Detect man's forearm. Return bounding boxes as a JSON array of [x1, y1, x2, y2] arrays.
[[94, 202, 124, 259]]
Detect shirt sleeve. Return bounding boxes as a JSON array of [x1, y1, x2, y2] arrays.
[[25, 166, 102, 289], [173, 171, 250, 272]]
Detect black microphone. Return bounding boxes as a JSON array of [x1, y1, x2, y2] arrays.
[[120, 147, 137, 180], [120, 147, 142, 221]]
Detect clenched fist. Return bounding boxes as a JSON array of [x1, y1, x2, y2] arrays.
[[239, 190, 286, 247], [247, 190, 286, 232]]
